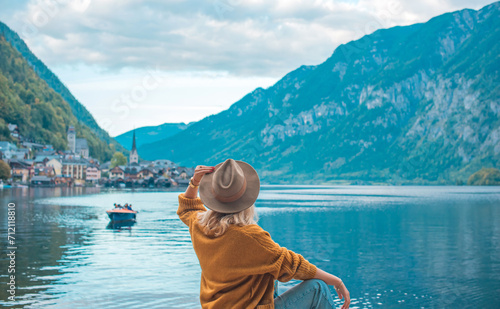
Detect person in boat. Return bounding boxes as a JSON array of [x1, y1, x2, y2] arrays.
[[177, 159, 350, 309]]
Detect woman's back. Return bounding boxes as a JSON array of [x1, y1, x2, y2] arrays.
[[176, 160, 349, 309], [178, 193, 317, 309]]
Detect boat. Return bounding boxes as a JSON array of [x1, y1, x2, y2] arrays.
[[12, 184, 28, 188], [106, 208, 137, 222], [0, 181, 11, 189]]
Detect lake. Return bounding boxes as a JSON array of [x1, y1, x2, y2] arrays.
[[0, 186, 499, 308]]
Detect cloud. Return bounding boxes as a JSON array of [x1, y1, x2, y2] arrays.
[[0, 0, 495, 136], [1, 0, 495, 77]]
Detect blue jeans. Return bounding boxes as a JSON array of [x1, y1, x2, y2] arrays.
[[274, 279, 335, 309]]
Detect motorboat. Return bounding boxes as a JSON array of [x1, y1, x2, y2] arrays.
[[12, 184, 28, 188], [106, 208, 137, 222]]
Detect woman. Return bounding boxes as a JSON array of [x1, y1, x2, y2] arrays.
[[177, 159, 350, 309]]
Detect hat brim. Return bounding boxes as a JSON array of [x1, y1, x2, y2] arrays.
[[199, 160, 260, 214]]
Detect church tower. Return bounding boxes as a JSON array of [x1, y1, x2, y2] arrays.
[[129, 130, 139, 165], [67, 126, 76, 153]]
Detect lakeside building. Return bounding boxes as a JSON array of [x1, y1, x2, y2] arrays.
[[34, 155, 59, 166], [61, 158, 88, 186], [9, 159, 34, 183], [30, 175, 54, 187], [46, 158, 63, 175], [34, 166, 56, 178], [54, 175, 72, 187], [67, 126, 90, 159], [109, 166, 125, 179], [1, 123, 193, 187], [102, 130, 190, 188], [86, 164, 101, 183]]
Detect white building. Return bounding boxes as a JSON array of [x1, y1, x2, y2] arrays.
[[62, 158, 87, 185], [86, 165, 101, 183], [46, 158, 63, 175]]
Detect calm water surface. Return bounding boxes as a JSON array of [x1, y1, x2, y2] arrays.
[[0, 186, 499, 308]]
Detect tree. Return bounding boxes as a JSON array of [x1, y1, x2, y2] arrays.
[[111, 152, 127, 168], [0, 160, 11, 181], [467, 168, 500, 186]]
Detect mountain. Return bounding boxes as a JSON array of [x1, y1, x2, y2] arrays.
[[115, 122, 191, 151], [0, 35, 106, 158], [139, 2, 500, 184], [0, 21, 125, 160]]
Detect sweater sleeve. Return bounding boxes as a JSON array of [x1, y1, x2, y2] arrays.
[[272, 246, 317, 282], [177, 193, 206, 226], [244, 225, 317, 282]]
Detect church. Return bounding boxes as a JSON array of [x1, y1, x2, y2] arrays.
[[67, 126, 90, 159], [129, 130, 139, 165]]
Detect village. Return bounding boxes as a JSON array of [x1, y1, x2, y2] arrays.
[[0, 123, 195, 188]]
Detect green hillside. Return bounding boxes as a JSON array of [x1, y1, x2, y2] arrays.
[[0, 21, 126, 160], [0, 35, 113, 160]]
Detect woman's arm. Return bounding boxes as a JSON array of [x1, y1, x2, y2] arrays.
[[314, 268, 350, 309], [183, 179, 199, 199], [183, 165, 215, 199], [176, 165, 215, 226], [313, 267, 341, 286]]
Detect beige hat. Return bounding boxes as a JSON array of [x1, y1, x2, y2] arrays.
[[199, 159, 260, 214]]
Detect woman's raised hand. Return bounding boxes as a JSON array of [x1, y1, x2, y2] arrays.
[[192, 165, 215, 185]]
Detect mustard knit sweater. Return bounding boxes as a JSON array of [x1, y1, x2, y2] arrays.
[[177, 193, 317, 309]]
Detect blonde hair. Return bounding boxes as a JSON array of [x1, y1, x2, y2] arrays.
[[197, 205, 258, 237]]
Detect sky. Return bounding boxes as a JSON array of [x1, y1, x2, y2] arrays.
[[0, 0, 494, 136]]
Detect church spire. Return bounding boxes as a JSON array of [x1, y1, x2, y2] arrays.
[[132, 129, 137, 151], [129, 129, 139, 165]]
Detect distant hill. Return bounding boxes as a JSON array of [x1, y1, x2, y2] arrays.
[[0, 21, 125, 160], [138, 2, 500, 184], [115, 122, 191, 150]]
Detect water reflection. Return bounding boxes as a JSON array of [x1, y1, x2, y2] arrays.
[[258, 186, 500, 308], [0, 186, 499, 308], [0, 188, 101, 308], [106, 220, 136, 231]]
